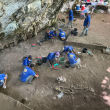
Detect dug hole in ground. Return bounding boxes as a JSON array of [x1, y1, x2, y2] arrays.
[[0, 13, 110, 110]]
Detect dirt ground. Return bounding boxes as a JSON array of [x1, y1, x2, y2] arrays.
[[0, 13, 110, 110]]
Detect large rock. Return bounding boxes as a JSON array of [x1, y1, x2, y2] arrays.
[[0, 0, 68, 50]]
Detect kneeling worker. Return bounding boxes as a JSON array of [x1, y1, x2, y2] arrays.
[[68, 51, 81, 68], [59, 29, 68, 41], [60, 46, 76, 54], [20, 64, 39, 84], [0, 73, 8, 89], [23, 55, 32, 68], [47, 52, 60, 66]]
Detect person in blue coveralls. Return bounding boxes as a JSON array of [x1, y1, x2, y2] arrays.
[[81, 12, 91, 36], [68, 51, 81, 68], [59, 29, 68, 41], [67, 8, 74, 28], [47, 52, 60, 66], [60, 46, 76, 55], [0, 73, 8, 88], [23, 55, 32, 69], [20, 64, 39, 84], [38, 28, 57, 45]]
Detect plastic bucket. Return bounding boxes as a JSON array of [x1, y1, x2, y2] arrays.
[[81, 5, 85, 11], [76, 4, 80, 10], [74, 32, 78, 36], [37, 59, 42, 65], [65, 61, 71, 68], [82, 48, 87, 53], [59, 57, 65, 65], [42, 57, 47, 63], [74, 28, 78, 32]]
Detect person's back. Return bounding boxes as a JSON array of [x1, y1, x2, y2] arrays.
[[23, 57, 29, 66], [84, 14, 91, 27], [59, 31, 65, 38], [69, 57, 77, 65], [20, 67, 36, 82], [64, 46, 69, 52], [0, 74, 6, 80], [68, 53, 76, 61], [47, 52, 56, 60], [68, 46, 73, 51]]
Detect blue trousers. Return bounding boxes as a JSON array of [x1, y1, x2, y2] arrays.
[[82, 26, 88, 36], [67, 20, 73, 28]]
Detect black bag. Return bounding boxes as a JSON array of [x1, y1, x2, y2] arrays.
[[22, 56, 27, 61], [71, 30, 75, 34], [74, 32, 78, 36], [42, 57, 47, 63], [74, 28, 78, 32]]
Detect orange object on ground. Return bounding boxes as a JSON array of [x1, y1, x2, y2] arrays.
[[52, 66, 58, 70], [32, 44, 36, 46]]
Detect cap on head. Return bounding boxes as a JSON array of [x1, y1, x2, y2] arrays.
[[55, 52, 60, 57], [30, 64, 35, 68], [47, 30, 50, 33], [28, 55, 32, 60], [59, 29, 62, 32]]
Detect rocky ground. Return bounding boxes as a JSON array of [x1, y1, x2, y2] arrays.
[[0, 13, 110, 110]]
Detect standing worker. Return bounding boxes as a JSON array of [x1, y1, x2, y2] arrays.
[[20, 64, 39, 84], [80, 12, 91, 36], [67, 8, 74, 28]]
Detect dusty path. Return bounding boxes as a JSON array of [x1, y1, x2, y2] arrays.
[[0, 13, 110, 110]]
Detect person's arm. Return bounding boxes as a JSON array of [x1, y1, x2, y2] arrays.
[[86, 22, 89, 28], [3, 77, 7, 85], [86, 16, 90, 28], [35, 74, 39, 78], [72, 49, 76, 54], [54, 33, 57, 38]]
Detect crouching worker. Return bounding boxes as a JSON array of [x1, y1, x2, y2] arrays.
[[59, 29, 68, 41], [60, 46, 76, 55], [38, 30, 57, 45], [47, 52, 60, 66], [20, 64, 39, 84], [68, 51, 81, 68], [23, 55, 32, 69], [0, 74, 8, 89]]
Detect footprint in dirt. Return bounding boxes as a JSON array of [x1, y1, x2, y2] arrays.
[[100, 67, 110, 106]]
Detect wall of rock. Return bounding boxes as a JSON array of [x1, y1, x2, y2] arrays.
[[0, 0, 68, 50]]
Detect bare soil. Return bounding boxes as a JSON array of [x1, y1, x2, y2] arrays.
[[0, 13, 110, 110]]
